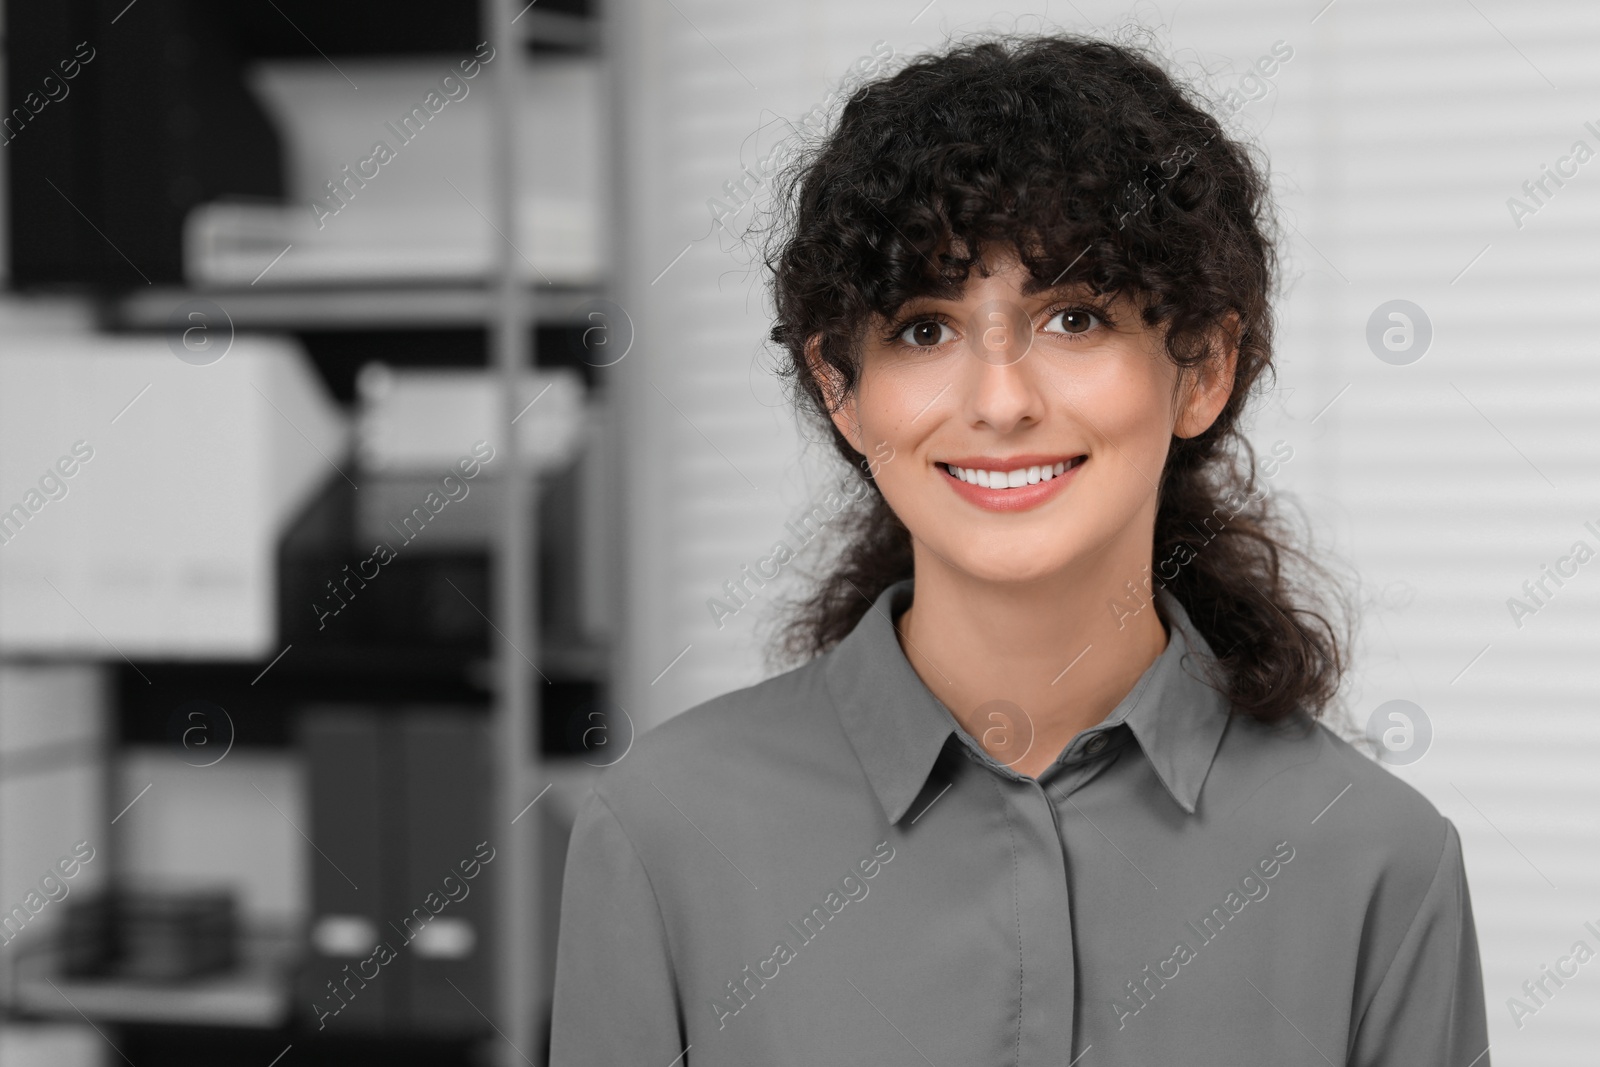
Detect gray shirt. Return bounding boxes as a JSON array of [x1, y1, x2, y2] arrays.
[[549, 578, 1488, 1066]]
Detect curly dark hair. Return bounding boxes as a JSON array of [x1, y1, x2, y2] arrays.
[[761, 30, 1353, 726]]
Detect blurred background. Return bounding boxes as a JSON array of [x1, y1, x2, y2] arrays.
[[0, 0, 1596, 1064]]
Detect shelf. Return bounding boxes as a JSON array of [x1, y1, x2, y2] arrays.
[[11, 929, 298, 1029], [520, 9, 601, 51], [109, 281, 608, 330]]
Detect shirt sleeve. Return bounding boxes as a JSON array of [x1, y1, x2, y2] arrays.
[[549, 789, 686, 1067], [1348, 817, 1490, 1067]]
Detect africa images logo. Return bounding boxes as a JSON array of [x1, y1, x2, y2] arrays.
[[1110, 840, 1295, 1029]]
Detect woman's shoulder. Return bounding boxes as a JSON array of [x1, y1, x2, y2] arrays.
[[578, 654, 846, 828], [1210, 710, 1459, 894]]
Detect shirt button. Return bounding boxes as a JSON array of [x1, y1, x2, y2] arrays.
[[1085, 733, 1108, 755]]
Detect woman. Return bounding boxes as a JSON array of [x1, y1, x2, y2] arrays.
[[550, 32, 1488, 1066]]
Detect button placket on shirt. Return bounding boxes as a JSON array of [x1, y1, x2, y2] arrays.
[[948, 737, 1079, 1067], [1030, 728, 1133, 1061], [997, 772, 1077, 1067], [943, 718, 1138, 1064]]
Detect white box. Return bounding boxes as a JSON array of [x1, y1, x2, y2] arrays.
[[185, 55, 606, 286], [354, 362, 587, 474], [0, 337, 347, 658]]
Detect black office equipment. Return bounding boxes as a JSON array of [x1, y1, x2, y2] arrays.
[[399, 711, 495, 1033], [298, 708, 391, 1030], [297, 706, 493, 1036]]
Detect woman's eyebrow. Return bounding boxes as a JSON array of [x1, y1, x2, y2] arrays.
[[1020, 278, 1101, 298], [883, 294, 958, 314]]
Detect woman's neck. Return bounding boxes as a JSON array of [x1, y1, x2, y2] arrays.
[[893, 536, 1169, 780]]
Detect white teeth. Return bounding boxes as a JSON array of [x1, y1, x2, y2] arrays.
[[944, 459, 1079, 489]]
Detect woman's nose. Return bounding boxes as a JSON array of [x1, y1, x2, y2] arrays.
[[961, 301, 1044, 429]]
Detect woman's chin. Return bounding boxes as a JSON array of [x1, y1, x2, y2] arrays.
[[933, 552, 1077, 589]]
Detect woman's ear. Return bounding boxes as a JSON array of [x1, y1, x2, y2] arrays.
[[805, 335, 864, 452], [1173, 311, 1240, 439]]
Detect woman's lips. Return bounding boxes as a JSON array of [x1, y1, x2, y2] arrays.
[[937, 456, 1087, 512]]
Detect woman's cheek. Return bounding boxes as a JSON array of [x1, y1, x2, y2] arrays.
[[874, 453, 923, 508], [857, 368, 945, 453], [1110, 349, 1180, 443]]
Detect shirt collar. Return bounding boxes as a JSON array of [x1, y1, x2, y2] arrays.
[[824, 577, 1233, 824]]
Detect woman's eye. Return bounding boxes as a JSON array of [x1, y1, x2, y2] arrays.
[[898, 320, 954, 346], [1043, 308, 1101, 336]]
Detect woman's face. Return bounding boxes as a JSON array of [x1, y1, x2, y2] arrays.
[[816, 248, 1236, 588]]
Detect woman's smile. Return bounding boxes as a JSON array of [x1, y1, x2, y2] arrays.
[[935, 454, 1088, 512]]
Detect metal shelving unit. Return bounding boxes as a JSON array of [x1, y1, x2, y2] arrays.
[[0, 3, 615, 1063], [483, 1, 540, 1062], [109, 282, 604, 330]]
